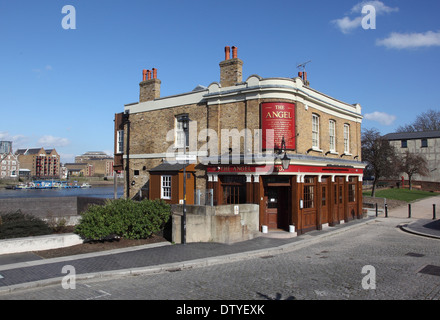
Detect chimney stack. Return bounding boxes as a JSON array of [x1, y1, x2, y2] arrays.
[[232, 46, 237, 59], [225, 46, 231, 60], [219, 45, 243, 87], [297, 71, 309, 86], [139, 68, 161, 102]]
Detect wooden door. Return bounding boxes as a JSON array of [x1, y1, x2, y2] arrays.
[[321, 178, 329, 224], [336, 177, 345, 222], [302, 177, 317, 232], [265, 188, 279, 230]]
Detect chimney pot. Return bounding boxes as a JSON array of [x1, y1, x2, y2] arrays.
[[225, 46, 231, 60], [298, 71, 303, 79], [152, 68, 157, 79], [232, 46, 237, 59], [142, 70, 147, 81], [147, 70, 152, 80]]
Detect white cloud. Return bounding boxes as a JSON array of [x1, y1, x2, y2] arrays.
[[351, 1, 398, 14], [332, 1, 398, 34], [364, 111, 396, 125], [376, 30, 440, 49], [38, 135, 70, 148], [332, 16, 363, 34], [0, 131, 29, 149]]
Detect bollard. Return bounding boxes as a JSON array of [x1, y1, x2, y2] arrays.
[[385, 204, 388, 218], [408, 203, 411, 218], [375, 203, 378, 217], [434, 204, 437, 220]]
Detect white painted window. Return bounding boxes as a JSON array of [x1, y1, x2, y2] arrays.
[[312, 114, 320, 149], [175, 115, 189, 149], [161, 175, 172, 200], [344, 124, 350, 153], [116, 130, 124, 154], [329, 120, 336, 152]]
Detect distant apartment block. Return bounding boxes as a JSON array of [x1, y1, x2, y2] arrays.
[[1, 152, 19, 178], [0, 141, 13, 154], [15, 148, 60, 179], [74, 151, 114, 177]]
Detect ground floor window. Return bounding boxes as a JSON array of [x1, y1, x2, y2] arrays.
[[221, 175, 246, 204], [161, 175, 172, 200], [348, 177, 357, 202], [303, 177, 315, 209]]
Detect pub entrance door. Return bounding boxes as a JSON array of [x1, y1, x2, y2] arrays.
[[264, 187, 289, 230]]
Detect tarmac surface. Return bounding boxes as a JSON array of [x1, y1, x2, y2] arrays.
[[0, 196, 438, 294]]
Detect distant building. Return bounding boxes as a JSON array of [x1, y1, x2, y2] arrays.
[[15, 148, 60, 179], [75, 151, 114, 177], [383, 130, 440, 183], [1, 152, 19, 179], [65, 163, 94, 177], [0, 141, 13, 154]]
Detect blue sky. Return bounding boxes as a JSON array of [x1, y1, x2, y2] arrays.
[[1, 0, 439, 163]]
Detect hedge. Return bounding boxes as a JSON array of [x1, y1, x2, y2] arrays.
[[0, 210, 53, 240], [74, 198, 171, 241]]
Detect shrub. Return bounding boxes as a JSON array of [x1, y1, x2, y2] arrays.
[[74, 199, 171, 241], [0, 210, 53, 240]]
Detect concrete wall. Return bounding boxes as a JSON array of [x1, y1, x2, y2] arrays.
[[171, 204, 260, 244], [0, 197, 107, 225], [0, 233, 83, 255]]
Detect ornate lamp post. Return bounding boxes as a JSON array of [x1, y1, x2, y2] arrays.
[[178, 115, 191, 245], [279, 136, 291, 170]]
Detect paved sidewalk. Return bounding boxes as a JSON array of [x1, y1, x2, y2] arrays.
[[0, 196, 438, 295]]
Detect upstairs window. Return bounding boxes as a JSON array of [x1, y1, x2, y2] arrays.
[[329, 120, 336, 152], [421, 139, 428, 148], [175, 114, 190, 149], [344, 124, 350, 154], [116, 130, 124, 154], [312, 114, 320, 149], [401, 140, 407, 148]]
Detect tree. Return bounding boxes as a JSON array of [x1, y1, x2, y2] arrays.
[[361, 128, 399, 197], [398, 150, 429, 190], [396, 109, 440, 132]]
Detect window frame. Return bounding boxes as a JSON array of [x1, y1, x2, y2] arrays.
[[175, 114, 189, 149], [312, 114, 320, 149], [161, 175, 172, 200], [343, 124, 350, 154], [116, 130, 124, 154], [329, 120, 336, 152], [401, 140, 408, 148]]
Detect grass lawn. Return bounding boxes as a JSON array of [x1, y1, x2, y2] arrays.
[[363, 188, 439, 202]]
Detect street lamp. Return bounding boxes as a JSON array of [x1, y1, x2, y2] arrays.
[[279, 136, 291, 170], [178, 114, 191, 245]]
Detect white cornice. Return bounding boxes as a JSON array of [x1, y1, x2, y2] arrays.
[[124, 75, 363, 121]]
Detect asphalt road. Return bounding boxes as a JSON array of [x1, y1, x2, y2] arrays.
[[1, 217, 439, 303]]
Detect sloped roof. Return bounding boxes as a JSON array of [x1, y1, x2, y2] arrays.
[[383, 130, 440, 141], [149, 162, 193, 172]]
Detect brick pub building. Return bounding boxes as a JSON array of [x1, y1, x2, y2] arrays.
[[114, 46, 366, 240]]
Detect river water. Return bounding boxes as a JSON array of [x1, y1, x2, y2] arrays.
[[0, 185, 124, 199]]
